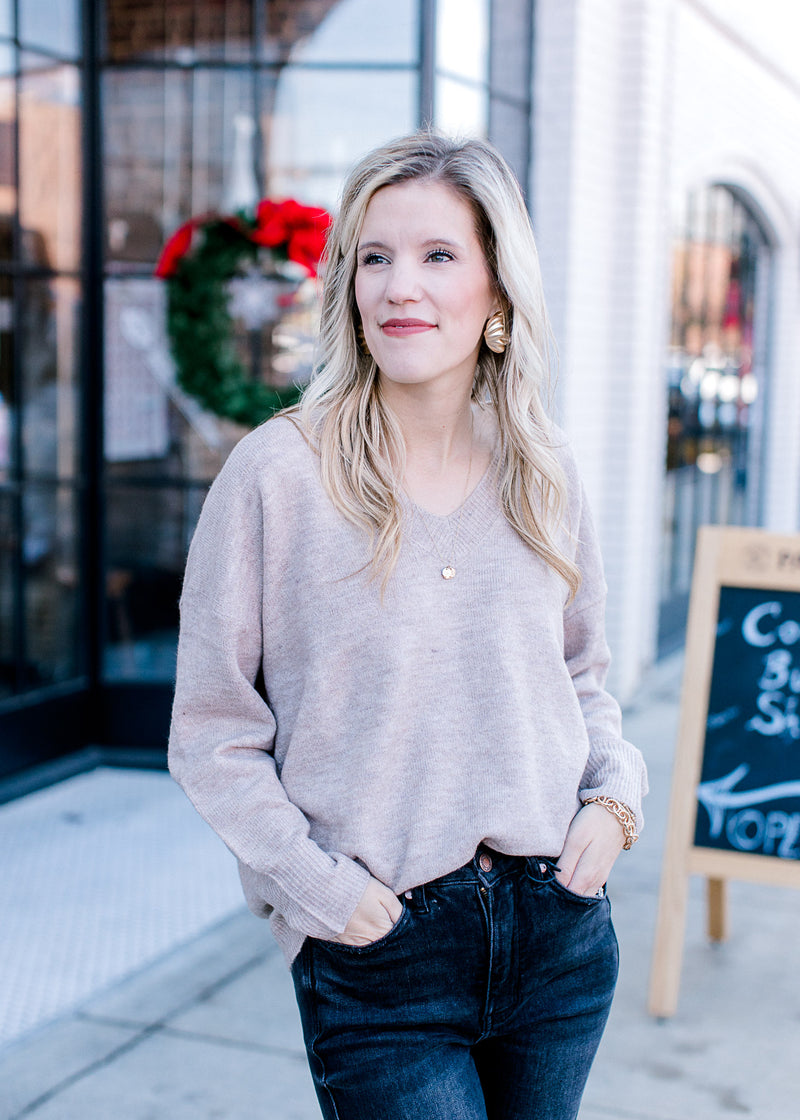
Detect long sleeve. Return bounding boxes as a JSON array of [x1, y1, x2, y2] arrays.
[[168, 439, 370, 939], [563, 484, 648, 828]]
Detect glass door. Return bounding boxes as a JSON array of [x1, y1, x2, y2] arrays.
[[660, 186, 771, 653], [0, 0, 89, 777]]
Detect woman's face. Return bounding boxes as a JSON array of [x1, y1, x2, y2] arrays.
[[354, 179, 498, 398]]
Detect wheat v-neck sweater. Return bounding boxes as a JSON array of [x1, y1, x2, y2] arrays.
[[168, 415, 647, 965]]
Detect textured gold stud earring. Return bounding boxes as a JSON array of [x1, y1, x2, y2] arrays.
[[483, 309, 509, 354]]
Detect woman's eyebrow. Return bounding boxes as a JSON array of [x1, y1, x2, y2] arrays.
[[357, 237, 464, 251]]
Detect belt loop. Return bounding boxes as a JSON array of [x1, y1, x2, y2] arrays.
[[525, 856, 557, 883], [403, 883, 430, 914]]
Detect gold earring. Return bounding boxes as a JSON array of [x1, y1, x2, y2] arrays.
[[357, 322, 371, 357], [483, 309, 509, 354]]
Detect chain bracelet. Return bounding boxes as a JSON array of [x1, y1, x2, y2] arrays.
[[582, 795, 639, 850]]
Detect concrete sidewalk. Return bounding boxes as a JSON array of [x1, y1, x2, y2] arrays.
[[1, 651, 798, 1120]]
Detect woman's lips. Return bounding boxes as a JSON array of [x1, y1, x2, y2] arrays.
[[380, 319, 435, 337]]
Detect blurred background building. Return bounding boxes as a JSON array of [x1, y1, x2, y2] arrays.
[[1, 0, 799, 779]]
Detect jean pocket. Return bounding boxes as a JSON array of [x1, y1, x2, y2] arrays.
[[548, 877, 608, 906], [315, 902, 411, 955]]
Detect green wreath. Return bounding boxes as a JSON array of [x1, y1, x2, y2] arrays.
[[155, 200, 331, 428]]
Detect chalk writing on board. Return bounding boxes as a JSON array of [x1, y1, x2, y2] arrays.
[[694, 586, 800, 860]]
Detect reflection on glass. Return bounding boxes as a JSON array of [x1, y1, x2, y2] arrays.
[[104, 68, 253, 266], [0, 389, 10, 478], [104, 69, 186, 265], [19, 0, 80, 58], [103, 275, 316, 482], [0, 494, 13, 699], [0, 0, 12, 39], [23, 484, 81, 689], [21, 277, 80, 481], [104, 486, 201, 681], [435, 76, 487, 138], [188, 69, 255, 213], [266, 69, 416, 209], [0, 45, 17, 238], [104, 277, 241, 480], [103, 0, 253, 63], [286, 0, 417, 65], [19, 57, 82, 272], [0, 275, 10, 477], [437, 0, 488, 82]]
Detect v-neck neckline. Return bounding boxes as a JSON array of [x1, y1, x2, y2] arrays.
[[403, 447, 502, 563]]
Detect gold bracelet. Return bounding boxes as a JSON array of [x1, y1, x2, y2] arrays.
[[582, 796, 639, 850]]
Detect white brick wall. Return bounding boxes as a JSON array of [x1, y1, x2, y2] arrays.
[[532, 0, 800, 699]]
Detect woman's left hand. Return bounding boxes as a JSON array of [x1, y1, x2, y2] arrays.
[[555, 802, 626, 897]]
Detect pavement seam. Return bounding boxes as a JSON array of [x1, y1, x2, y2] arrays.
[[149, 1023, 308, 1060], [74, 1012, 307, 1061], [9, 1023, 162, 1119], [7, 951, 272, 1119]]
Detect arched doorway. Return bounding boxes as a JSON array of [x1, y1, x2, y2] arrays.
[[659, 185, 772, 652]]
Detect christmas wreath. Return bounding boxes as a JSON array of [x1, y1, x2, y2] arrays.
[[155, 199, 332, 427]]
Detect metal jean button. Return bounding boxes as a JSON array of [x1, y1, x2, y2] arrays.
[[479, 853, 493, 872]]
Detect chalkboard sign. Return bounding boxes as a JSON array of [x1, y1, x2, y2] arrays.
[[696, 585, 800, 860], [649, 527, 800, 1018]]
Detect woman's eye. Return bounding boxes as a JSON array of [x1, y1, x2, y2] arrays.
[[427, 248, 455, 262], [360, 252, 388, 266]]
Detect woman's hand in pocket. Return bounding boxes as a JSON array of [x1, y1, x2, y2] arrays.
[[334, 876, 403, 946], [556, 802, 625, 897]]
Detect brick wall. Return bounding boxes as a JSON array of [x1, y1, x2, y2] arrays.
[[533, 0, 800, 697]]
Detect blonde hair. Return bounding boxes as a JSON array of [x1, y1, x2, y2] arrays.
[[296, 131, 581, 597]]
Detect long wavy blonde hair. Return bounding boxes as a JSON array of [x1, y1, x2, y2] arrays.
[[296, 131, 580, 597]]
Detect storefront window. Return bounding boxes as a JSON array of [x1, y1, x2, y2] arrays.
[[22, 483, 82, 688], [1, 0, 535, 761], [20, 276, 81, 482], [0, 7, 85, 717], [287, 0, 417, 65], [0, 43, 12, 484], [0, 493, 13, 699], [435, 0, 489, 137], [104, 68, 256, 267], [19, 0, 80, 59], [266, 68, 417, 206], [0, 1, 12, 39], [437, 0, 488, 81], [435, 75, 487, 137], [100, 0, 425, 682], [19, 56, 82, 273], [660, 185, 771, 649]]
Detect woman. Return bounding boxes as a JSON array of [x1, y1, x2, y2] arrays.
[[169, 132, 647, 1120]]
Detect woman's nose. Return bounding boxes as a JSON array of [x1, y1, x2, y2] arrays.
[[384, 261, 422, 304]]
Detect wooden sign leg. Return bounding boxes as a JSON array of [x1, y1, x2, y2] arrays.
[[706, 877, 728, 942], [648, 854, 690, 1018]]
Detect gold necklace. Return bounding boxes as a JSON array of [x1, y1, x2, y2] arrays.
[[415, 428, 474, 580]]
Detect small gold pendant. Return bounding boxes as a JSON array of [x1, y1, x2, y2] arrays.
[[441, 565, 456, 580]]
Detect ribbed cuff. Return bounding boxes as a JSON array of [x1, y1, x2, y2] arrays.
[[580, 737, 649, 833], [237, 841, 371, 940]]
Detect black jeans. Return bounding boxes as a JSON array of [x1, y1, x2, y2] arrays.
[[291, 848, 619, 1119]]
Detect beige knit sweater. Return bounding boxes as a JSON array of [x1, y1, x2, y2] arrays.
[[168, 416, 647, 964]]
